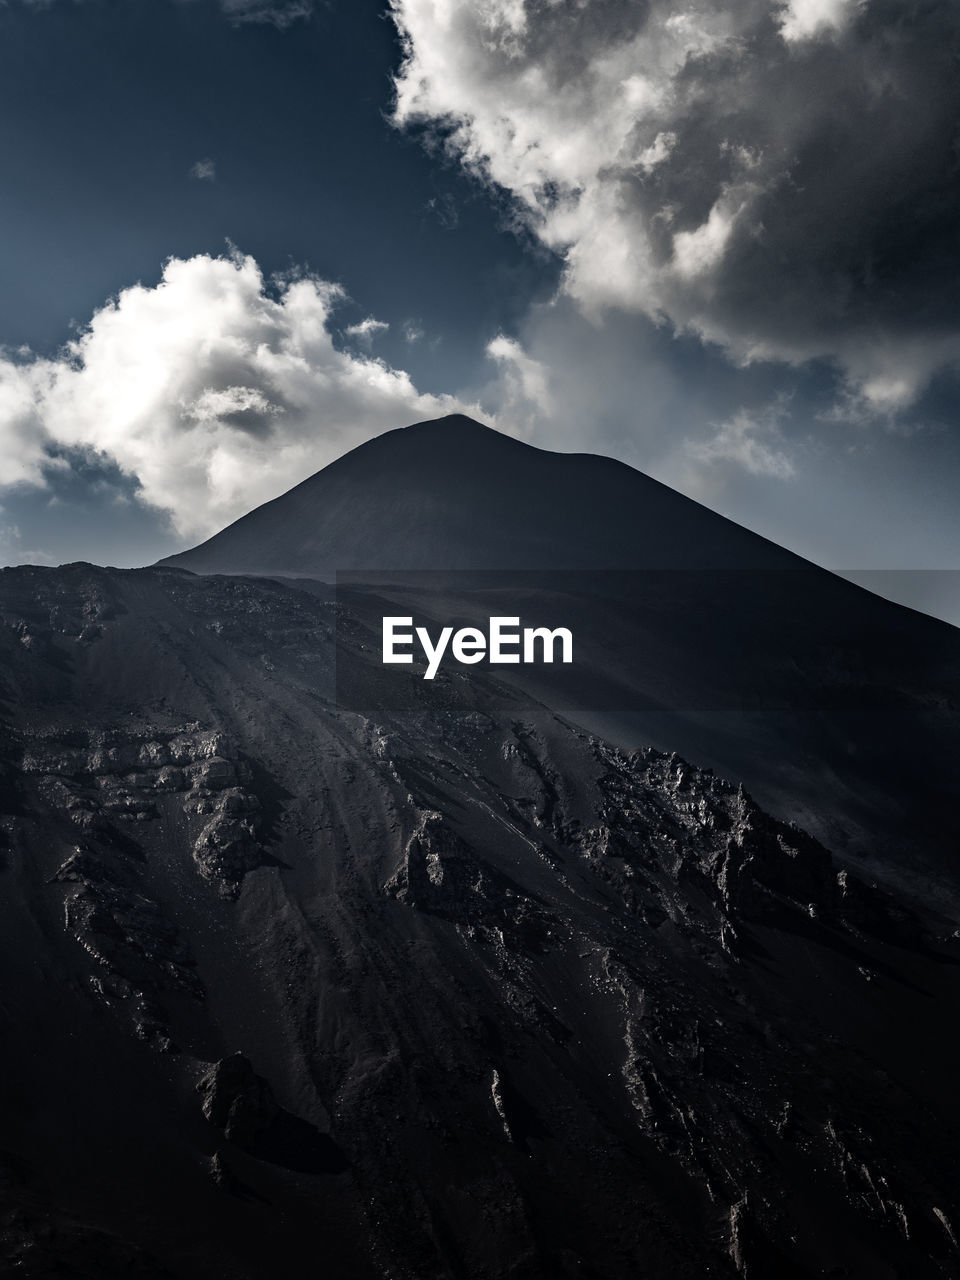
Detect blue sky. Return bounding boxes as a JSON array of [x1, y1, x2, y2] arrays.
[[1, 0, 959, 621], [0, 1, 550, 384]]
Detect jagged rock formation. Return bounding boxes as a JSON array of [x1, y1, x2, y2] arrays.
[[23, 724, 267, 894], [0, 561, 958, 1278], [198, 1054, 278, 1143]]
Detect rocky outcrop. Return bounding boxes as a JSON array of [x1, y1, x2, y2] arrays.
[[197, 1054, 278, 1145], [1, 565, 124, 654], [197, 1054, 348, 1179], [49, 839, 200, 1049], [13, 723, 275, 1048], [21, 725, 269, 898], [61, 871, 201, 998], [385, 809, 557, 951], [189, 785, 263, 899]]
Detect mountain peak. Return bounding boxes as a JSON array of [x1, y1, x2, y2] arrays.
[[335, 413, 540, 467], [397, 412, 498, 434], [156, 415, 797, 579]]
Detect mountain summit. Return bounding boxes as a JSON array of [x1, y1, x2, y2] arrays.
[[158, 414, 796, 578]]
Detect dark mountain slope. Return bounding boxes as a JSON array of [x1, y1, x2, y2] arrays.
[[156, 416, 960, 906], [337, 566, 960, 908], [157, 415, 802, 578], [1, 563, 960, 1278]]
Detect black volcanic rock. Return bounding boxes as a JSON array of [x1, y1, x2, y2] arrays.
[[1, 563, 958, 1277], [198, 1054, 278, 1143]]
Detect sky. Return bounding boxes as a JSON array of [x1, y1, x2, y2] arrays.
[[1, 0, 959, 620]]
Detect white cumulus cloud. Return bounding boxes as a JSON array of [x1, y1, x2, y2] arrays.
[[344, 317, 390, 347], [0, 252, 474, 541]]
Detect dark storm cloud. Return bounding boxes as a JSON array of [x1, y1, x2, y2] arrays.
[[392, 0, 960, 412]]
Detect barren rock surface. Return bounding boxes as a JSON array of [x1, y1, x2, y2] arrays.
[[0, 561, 959, 1277]]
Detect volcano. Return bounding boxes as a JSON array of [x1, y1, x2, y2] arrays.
[[158, 414, 798, 578], [1, 416, 959, 1278]]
